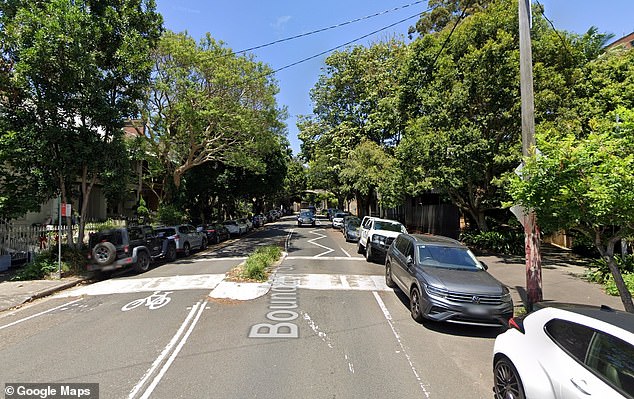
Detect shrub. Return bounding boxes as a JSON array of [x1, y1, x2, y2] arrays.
[[244, 246, 282, 281], [11, 246, 87, 280], [604, 273, 634, 296], [586, 255, 634, 284], [460, 229, 524, 255], [156, 204, 186, 225]]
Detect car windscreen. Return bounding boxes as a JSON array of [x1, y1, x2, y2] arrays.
[[417, 245, 481, 270], [300, 212, 312, 217], [346, 219, 360, 227], [334, 213, 347, 218], [374, 221, 403, 232], [155, 228, 176, 237], [224, 221, 236, 225]]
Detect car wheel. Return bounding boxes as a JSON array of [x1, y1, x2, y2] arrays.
[[410, 287, 424, 323], [385, 261, 396, 288], [166, 244, 177, 262], [201, 238, 207, 250], [357, 242, 364, 254], [216, 235, 221, 244], [183, 243, 191, 257], [93, 242, 117, 265], [493, 357, 526, 399], [365, 244, 373, 263], [133, 250, 151, 273]]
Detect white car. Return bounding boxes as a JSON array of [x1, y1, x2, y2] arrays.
[[357, 217, 407, 262], [493, 304, 634, 399], [331, 212, 350, 229], [223, 220, 247, 236], [155, 224, 206, 257]]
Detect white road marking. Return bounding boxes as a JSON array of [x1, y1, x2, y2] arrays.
[[128, 301, 205, 399], [0, 298, 83, 331], [372, 292, 431, 398], [340, 247, 351, 257], [302, 312, 334, 349], [285, 256, 364, 261], [285, 229, 294, 252], [56, 274, 225, 297], [189, 256, 247, 262], [138, 301, 206, 399], [307, 230, 334, 257], [296, 273, 389, 291]]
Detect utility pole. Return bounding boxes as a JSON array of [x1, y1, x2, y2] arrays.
[[519, 0, 542, 307]]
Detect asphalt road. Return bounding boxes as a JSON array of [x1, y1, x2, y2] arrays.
[[0, 216, 502, 399]]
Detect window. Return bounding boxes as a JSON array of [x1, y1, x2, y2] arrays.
[[395, 236, 409, 254], [128, 228, 143, 241], [585, 331, 634, 397], [545, 319, 594, 363]]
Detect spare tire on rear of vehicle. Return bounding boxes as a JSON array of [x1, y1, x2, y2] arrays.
[[93, 242, 117, 265]]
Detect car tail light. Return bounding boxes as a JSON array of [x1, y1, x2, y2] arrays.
[[174, 234, 180, 240], [124, 245, 129, 254], [508, 316, 526, 333]]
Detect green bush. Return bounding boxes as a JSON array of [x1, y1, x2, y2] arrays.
[[460, 229, 524, 255], [244, 246, 282, 281], [604, 273, 634, 296], [11, 246, 87, 281], [586, 255, 634, 284], [156, 204, 186, 225]]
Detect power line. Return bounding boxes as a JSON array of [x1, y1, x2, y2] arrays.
[[235, 0, 428, 54], [429, 0, 473, 71], [269, 12, 425, 76], [535, 0, 574, 61]]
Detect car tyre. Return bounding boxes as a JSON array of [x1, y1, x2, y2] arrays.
[[93, 242, 117, 266], [357, 242, 364, 254], [183, 243, 191, 257], [493, 357, 526, 399], [201, 238, 207, 250], [133, 250, 151, 273], [215, 235, 221, 244], [365, 244, 374, 263], [410, 287, 424, 323], [385, 262, 396, 288]]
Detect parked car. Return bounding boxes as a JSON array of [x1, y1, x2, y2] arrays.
[[297, 211, 316, 227], [327, 208, 341, 221], [357, 217, 407, 262], [385, 233, 513, 326], [199, 224, 230, 244], [331, 211, 351, 229], [343, 216, 361, 242], [87, 225, 177, 273], [493, 304, 634, 399], [223, 220, 247, 236], [238, 218, 253, 231], [154, 224, 207, 257], [252, 214, 266, 228]]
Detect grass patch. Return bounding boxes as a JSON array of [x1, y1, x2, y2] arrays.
[[226, 245, 282, 282]]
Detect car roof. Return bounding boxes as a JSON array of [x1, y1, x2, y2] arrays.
[[407, 233, 464, 247], [534, 303, 634, 332]]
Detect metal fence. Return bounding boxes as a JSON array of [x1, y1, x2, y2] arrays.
[[0, 219, 126, 266]]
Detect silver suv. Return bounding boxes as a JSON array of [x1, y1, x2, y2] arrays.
[[155, 224, 206, 257]]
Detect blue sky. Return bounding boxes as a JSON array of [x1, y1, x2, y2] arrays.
[[155, 1, 634, 156]]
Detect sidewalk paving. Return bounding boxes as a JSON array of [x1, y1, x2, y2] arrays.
[[0, 244, 626, 313]]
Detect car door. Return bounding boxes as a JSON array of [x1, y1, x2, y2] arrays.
[[390, 235, 410, 289], [142, 226, 162, 257], [542, 319, 627, 399], [360, 218, 373, 248], [187, 224, 202, 248]]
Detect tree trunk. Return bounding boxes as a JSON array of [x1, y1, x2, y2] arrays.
[[604, 239, 634, 313], [524, 211, 542, 308]]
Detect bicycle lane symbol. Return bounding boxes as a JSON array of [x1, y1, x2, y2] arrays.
[[121, 291, 173, 311]]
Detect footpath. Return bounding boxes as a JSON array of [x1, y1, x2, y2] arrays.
[[0, 244, 626, 313]]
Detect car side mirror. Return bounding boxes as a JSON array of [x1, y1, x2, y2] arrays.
[[406, 255, 414, 266]]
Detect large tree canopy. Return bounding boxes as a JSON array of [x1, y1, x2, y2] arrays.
[[0, 0, 162, 242], [138, 31, 287, 203]]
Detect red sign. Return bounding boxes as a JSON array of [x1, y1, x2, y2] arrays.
[[61, 203, 71, 217]]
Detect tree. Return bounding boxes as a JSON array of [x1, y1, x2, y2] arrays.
[[138, 31, 286, 203], [507, 109, 634, 313], [398, 0, 590, 231], [0, 0, 162, 247]]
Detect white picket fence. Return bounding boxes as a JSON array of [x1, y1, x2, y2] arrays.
[[0, 220, 126, 265]]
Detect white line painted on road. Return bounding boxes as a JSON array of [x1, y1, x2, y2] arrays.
[[302, 312, 334, 349], [128, 301, 202, 399], [287, 274, 390, 291], [0, 298, 83, 331], [372, 292, 431, 398], [56, 274, 225, 297], [138, 300, 206, 399], [189, 256, 247, 262], [285, 229, 294, 252], [285, 256, 365, 261], [308, 230, 334, 257], [340, 247, 351, 258]]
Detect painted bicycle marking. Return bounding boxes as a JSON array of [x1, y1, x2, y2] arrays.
[[121, 291, 172, 311]]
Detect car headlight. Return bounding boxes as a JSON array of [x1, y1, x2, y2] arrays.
[[424, 284, 448, 298], [501, 288, 512, 303]]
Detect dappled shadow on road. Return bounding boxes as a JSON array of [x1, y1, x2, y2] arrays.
[[391, 286, 506, 339]]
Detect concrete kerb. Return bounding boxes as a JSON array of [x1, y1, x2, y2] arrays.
[[0, 276, 88, 313], [208, 251, 288, 301]]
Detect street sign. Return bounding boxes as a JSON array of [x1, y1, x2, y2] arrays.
[[61, 203, 71, 217]]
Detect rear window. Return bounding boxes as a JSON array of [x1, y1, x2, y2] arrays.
[[155, 228, 176, 237], [224, 221, 236, 226]]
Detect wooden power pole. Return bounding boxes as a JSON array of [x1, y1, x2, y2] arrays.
[[519, 0, 543, 307]]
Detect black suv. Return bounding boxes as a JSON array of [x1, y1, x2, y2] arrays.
[[87, 225, 177, 273], [385, 233, 513, 326]]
